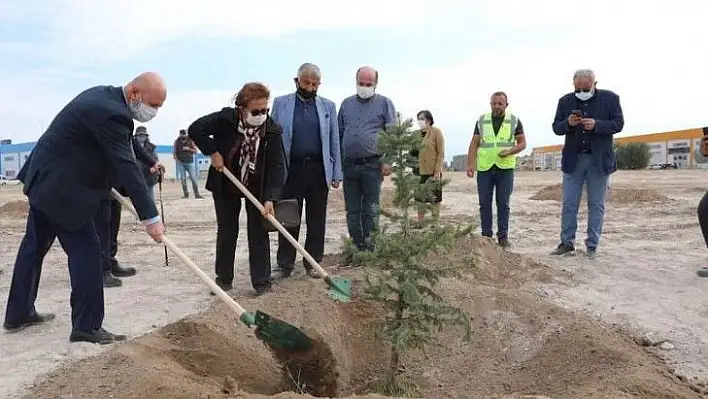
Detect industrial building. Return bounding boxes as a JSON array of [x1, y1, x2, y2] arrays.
[[0, 140, 212, 180], [531, 127, 706, 170]]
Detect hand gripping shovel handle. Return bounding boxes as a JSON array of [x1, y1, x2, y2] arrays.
[[110, 188, 257, 327], [221, 168, 331, 280]]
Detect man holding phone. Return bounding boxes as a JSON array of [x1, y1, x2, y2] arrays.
[[549, 69, 624, 259]]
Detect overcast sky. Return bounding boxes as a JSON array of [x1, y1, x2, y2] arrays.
[[1, 0, 705, 159]]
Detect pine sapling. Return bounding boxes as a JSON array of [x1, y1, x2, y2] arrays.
[[355, 114, 474, 395]]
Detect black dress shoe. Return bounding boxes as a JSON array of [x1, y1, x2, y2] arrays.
[[111, 262, 136, 277], [103, 271, 122, 288], [272, 265, 293, 279], [209, 278, 233, 296], [254, 284, 272, 296], [3, 312, 56, 332], [69, 328, 127, 345], [305, 268, 322, 279]]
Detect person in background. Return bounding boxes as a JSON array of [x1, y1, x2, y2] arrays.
[[466, 92, 526, 248], [102, 126, 163, 288], [338, 66, 396, 255], [133, 126, 161, 201], [3, 72, 166, 344], [270, 63, 342, 279], [549, 68, 624, 259], [696, 133, 708, 277], [412, 110, 445, 223], [173, 129, 203, 199], [188, 82, 285, 296]]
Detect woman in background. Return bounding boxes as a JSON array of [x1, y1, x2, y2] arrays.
[[413, 110, 445, 222], [188, 82, 285, 296]]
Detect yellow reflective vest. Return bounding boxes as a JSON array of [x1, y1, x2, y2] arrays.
[[476, 112, 518, 171]]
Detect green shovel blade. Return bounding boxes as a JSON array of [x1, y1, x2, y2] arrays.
[[325, 276, 352, 302], [253, 310, 313, 352]]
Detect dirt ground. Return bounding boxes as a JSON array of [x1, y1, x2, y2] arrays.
[[2, 170, 708, 398]]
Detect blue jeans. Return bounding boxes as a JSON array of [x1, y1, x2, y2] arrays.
[[175, 161, 200, 196], [476, 168, 514, 239], [343, 159, 382, 250], [561, 154, 609, 250]]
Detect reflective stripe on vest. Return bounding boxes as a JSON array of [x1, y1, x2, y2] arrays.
[[476, 112, 518, 172]]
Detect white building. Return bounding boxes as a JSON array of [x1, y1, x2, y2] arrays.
[[0, 141, 210, 180]]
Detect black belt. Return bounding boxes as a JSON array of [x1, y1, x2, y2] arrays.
[[346, 155, 380, 165], [290, 155, 322, 165]]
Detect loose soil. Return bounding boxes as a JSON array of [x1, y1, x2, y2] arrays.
[[529, 184, 669, 204], [26, 235, 704, 399], [0, 199, 28, 217]]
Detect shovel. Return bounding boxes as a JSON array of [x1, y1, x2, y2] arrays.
[[221, 168, 351, 302], [110, 188, 313, 352]]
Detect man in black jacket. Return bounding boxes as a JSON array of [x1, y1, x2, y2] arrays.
[[101, 126, 163, 288], [3, 72, 166, 344]]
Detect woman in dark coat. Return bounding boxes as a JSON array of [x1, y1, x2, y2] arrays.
[[188, 82, 285, 296]]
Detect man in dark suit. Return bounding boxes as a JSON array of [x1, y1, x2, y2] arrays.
[[101, 125, 163, 288], [3, 72, 167, 345], [550, 69, 624, 259]]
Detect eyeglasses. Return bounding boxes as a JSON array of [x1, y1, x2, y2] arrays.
[[357, 82, 375, 87], [249, 108, 269, 116], [574, 88, 592, 93]]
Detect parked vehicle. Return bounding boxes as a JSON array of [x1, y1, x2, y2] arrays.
[[0, 175, 21, 186]]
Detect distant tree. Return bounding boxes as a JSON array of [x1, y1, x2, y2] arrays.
[[615, 142, 651, 169], [348, 113, 473, 396]]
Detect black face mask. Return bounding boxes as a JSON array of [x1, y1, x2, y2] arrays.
[[294, 78, 317, 100]]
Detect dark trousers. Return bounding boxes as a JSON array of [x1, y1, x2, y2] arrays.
[[95, 199, 112, 273], [213, 192, 271, 289], [277, 158, 329, 270], [476, 168, 514, 240], [4, 206, 104, 332], [698, 191, 708, 250], [343, 158, 383, 250], [108, 186, 126, 268]]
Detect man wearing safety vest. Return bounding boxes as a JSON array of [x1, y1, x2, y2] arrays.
[[466, 91, 527, 248]]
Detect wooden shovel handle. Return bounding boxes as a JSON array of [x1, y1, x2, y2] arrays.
[[221, 168, 330, 279], [110, 188, 248, 318]]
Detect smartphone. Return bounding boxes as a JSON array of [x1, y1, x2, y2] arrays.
[[572, 110, 582, 117]]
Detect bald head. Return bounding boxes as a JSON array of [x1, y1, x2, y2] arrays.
[[124, 72, 167, 109], [356, 66, 378, 86]]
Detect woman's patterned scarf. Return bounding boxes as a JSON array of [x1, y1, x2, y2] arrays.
[[232, 117, 264, 184]]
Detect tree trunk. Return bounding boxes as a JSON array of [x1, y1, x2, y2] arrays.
[[388, 293, 405, 385]]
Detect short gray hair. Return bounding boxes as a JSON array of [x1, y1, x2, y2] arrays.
[[573, 69, 595, 81], [297, 63, 321, 80]]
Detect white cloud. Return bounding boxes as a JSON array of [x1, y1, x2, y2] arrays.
[[1, 0, 707, 159], [41, 0, 439, 66]]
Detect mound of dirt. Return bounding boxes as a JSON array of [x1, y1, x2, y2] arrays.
[[530, 184, 669, 204], [26, 235, 704, 398], [0, 200, 28, 218]]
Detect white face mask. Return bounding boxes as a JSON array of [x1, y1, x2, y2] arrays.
[[129, 99, 158, 122], [417, 120, 428, 129], [246, 113, 267, 126], [574, 89, 594, 102], [356, 85, 375, 99]]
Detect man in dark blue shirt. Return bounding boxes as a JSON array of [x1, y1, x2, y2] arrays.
[[550, 69, 624, 259], [338, 66, 396, 252], [270, 63, 342, 278]]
